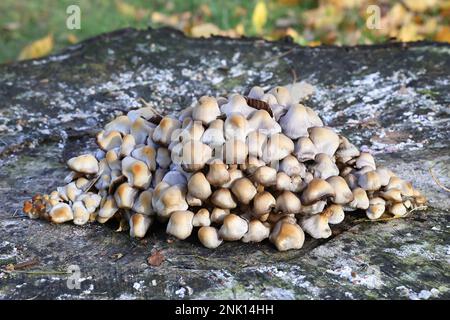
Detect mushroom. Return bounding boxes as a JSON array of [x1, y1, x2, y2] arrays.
[[192, 208, 211, 227], [221, 167, 244, 188], [380, 188, 403, 202], [77, 192, 101, 213], [153, 184, 188, 220], [210, 208, 230, 224], [355, 152, 376, 170], [300, 211, 332, 239], [181, 140, 212, 172], [248, 86, 265, 99], [242, 220, 270, 243], [162, 170, 187, 186], [386, 177, 414, 197], [206, 160, 230, 186], [198, 226, 223, 249], [269, 86, 293, 106], [120, 134, 136, 157], [152, 116, 181, 146], [311, 153, 339, 180], [300, 178, 335, 205], [335, 136, 360, 163], [187, 172, 212, 201], [231, 177, 257, 205], [98, 195, 119, 221], [202, 119, 225, 148], [122, 156, 152, 189], [240, 156, 265, 174], [293, 137, 318, 162], [223, 139, 248, 165], [279, 104, 316, 139], [247, 110, 281, 136], [105, 148, 122, 171], [247, 131, 267, 158], [375, 167, 395, 187], [308, 127, 340, 157], [279, 155, 306, 177], [299, 200, 327, 215], [358, 171, 382, 191], [166, 210, 194, 240], [269, 221, 305, 251], [129, 213, 153, 238], [388, 202, 407, 217], [327, 204, 345, 224], [49, 203, 74, 224], [72, 201, 90, 225], [220, 94, 255, 117], [210, 188, 237, 209], [192, 96, 220, 125], [261, 133, 294, 164], [326, 176, 354, 204], [366, 197, 386, 220], [348, 188, 369, 210], [132, 189, 154, 215], [275, 191, 302, 214], [114, 182, 138, 209], [130, 117, 154, 145], [67, 154, 99, 175], [104, 115, 131, 134], [218, 214, 249, 241], [178, 119, 205, 142], [252, 191, 276, 217], [96, 130, 123, 151], [224, 113, 250, 141], [252, 166, 277, 187]]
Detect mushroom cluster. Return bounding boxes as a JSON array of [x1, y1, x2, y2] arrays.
[[23, 84, 427, 251]]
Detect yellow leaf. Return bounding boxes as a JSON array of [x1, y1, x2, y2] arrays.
[[252, 1, 268, 34], [18, 34, 53, 61], [403, 0, 437, 12], [190, 23, 222, 38], [435, 26, 450, 43], [397, 23, 423, 42], [308, 40, 321, 47], [285, 28, 301, 42], [67, 34, 78, 44], [235, 23, 245, 36], [115, 0, 137, 18]]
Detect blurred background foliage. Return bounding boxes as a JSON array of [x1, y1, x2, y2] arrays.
[[1, 0, 449, 63]]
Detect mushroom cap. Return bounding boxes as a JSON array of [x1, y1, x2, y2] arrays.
[[210, 188, 237, 209], [380, 188, 403, 202], [300, 178, 335, 205], [223, 138, 248, 165], [326, 204, 345, 224], [218, 214, 249, 241], [294, 137, 318, 162], [386, 177, 414, 196], [231, 177, 257, 205], [355, 152, 376, 170], [220, 94, 255, 117], [269, 86, 293, 106], [375, 167, 395, 187], [335, 136, 360, 163], [130, 213, 153, 238], [187, 172, 212, 200], [105, 115, 131, 135], [349, 187, 369, 210], [269, 221, 305, 251], [358, 171, 382, 191], [192, 96, 220, 125], [72, 201, 90, 225], [49, 203, 74, 224], [152, 116, 181, 146], [242, 220, 270, 243], [114, 182, 138, 209], [253, 165, 277, 186], [224, 113, 250, 141], [248, 86, 265, 99], [276, 191, 302, 214], [221, 167, 244, 188], [67, 154, 99, 175], [389, 202, 407, 217], [122, 156, 152, 189], [156, 147, 171, 169], [252, 191, 276, 217], [192, 208, 211, 227], [247, 131, 268, 158], [210, 207, 230, 224], [154, 184, 188, 219], [132, 189, 154, 215], [279, 155, 306, 177], [312, 153, 339, 180], [366, 197, 386, 220], [181, 140, 212, 172], [77, 192, 102, 213], [247, 110, 282, 136], [98, 195, 118, 220], [130, 117, 154, 145], [206, 160, 230, 186], [279, 104, 316, 139], [308, 127, 340, 157], [201, 119, 225, 147], [299, 200, 327, 215], [326, 176, 354, 204], [300, 212, 332, 239], [96, 130, 123, 151], [198, 226, 223, 249], [276, 171, 292, 191], [166, 210, 194, 240], [261, 133, 294, 163], [120, 134, 136, 157]]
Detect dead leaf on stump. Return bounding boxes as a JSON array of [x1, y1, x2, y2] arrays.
[[147, 250, 165, 267]]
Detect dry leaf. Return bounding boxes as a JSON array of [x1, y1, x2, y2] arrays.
[[403, 0, 438, 12], [397, 22, 423, 42], [277, 0, 301, 5], [18, 34, 53, 61], [435, 26, 450, 42], [67, 34, 78, 44], [147, 250, 165, 266], [115, 0, 137, 18], [190, 23, 222, 38], [252, 1, 268, 34]]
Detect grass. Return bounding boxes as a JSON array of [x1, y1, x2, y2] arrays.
[[0, 0, 448, 64]]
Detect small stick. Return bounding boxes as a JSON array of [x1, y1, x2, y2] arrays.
[[429, 163, 450, 193], [1, 269, 69, 275], [11, 257, 40, 270]]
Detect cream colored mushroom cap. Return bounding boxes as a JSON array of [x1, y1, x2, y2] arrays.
[[198, 226, 223, 249], [166, 210, 194, 240], [218, 214, 249, 241], [269, 221, 305, 251], [67, 154, 99, 175], [49, 203, 74, 224]]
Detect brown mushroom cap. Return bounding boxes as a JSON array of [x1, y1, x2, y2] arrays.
[[210, 188, 237, 209], [192, 208, 211, 227], [49, 203, 74, 224], [187, 172, 212, 201], [312, 153, 339, 180], [210, 207, 230, 224], [166, 210, 194, 240], [218, 214, 249, 241], [114, 182, 138, 209], [366, 197, 386, 220], [300, 178, 335, 205], [300, 212, 332, 239], [130, 213, 153, 238], [242, 220, 270, 243], [122, 156, 152, 189], [261, 133, 295, 163], [349, 187, 369, 210], [294, 137, 318, 162], [223, 139, 248, 165], [67, 154, 99, 175], [269, 221, 305, 251], [253, 166, 277, 186], [231, 177, 257, 205], [192, 96, 220, 125], [252, 191, 276, 217], [358, 171, 382, 191], [355, 152, 376, 170], [96, 130, 123, 151], [152, 116, 181, 146], [198, 226, 223, 249], [276, 191, 302, 214], [326, 176, 354, 204], [308, 127, 340, 157], [206, 160, 230, 186], [388, 202, 407, 217]]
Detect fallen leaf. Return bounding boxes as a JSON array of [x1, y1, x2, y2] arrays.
[[115, 0, 137, 18], [252, 1, 268, 34], [18, 34, 53, 61], [397, 22, 423, 42], [435, 26, 450, 43], [403, 0, 438, 12], [147, 250, 165, 266], [190, 23, 222, 38], [67, 34, 78, 44]]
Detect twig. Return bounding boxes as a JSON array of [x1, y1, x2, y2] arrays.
[[291, 68, 297, 84], [260, 48, 295, 65], [11, 257, 40, 270], [429, 162, 450, 193], [138, 98, 162, 116], [1, 269, 69, 275]]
